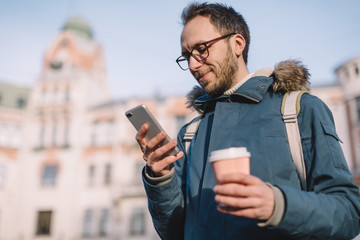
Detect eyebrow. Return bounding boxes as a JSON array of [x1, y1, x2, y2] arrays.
[[181, 40, 205, 56], [181, 50, 190, 59]]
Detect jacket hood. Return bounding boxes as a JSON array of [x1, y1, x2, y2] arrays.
[[186, 59, 310, 113]]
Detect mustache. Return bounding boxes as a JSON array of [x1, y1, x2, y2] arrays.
[[193, 68, 212, 80]]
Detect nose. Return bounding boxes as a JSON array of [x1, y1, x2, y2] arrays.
[[188, 55, 203, 71]]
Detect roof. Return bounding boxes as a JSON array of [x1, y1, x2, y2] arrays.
[[62, 16, 93, 40], [0, 82, 31, 109], [334, 55, 360, 72]]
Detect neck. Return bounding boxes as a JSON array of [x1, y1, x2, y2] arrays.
[[224, 72, 253, 95], [223, 60, 250, 95], [231, 61, 249, 88]]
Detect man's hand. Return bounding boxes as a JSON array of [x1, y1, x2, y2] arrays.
[[213, 173, 275, 221], [136, 123, 184, 176]]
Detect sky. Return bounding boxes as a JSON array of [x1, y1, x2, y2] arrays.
[[0, 0, 359, 100]]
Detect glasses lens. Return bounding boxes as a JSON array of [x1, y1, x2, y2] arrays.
[[192, 44, 209, 62], [177, 57, 189, 70]]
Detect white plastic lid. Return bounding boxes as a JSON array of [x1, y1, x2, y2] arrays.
[[209, 147, 251, 162]]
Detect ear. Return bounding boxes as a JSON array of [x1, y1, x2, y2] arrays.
[[234, 34, 246, 57]]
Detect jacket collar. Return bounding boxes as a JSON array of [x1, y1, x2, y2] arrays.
[[187, 60, 311, 114], [231, 75, 274, 102], [194, 75, 274, 108]]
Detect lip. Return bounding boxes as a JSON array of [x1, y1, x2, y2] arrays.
[[198, 71, 210, 83]]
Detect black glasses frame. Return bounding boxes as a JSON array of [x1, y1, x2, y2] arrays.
[[176, 32, 236, 71]]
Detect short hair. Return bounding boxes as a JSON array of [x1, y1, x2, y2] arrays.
[[181, 2, 250, 64]]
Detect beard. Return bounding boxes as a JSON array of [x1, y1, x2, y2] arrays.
[[197, 46, 239, 96]]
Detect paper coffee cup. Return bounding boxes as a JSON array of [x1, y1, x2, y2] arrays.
[[209, 147, 251, 183]]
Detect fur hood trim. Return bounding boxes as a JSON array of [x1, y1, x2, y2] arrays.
[[186, 59, 310, 112]]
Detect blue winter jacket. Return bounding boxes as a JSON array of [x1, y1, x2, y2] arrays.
[[143, 61, 360, 239]]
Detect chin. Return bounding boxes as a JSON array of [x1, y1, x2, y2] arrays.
[[201, 84, 211, 93], [204, 87, 218, 96]]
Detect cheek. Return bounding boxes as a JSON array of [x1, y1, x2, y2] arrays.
[[207, 48, 230, 69]]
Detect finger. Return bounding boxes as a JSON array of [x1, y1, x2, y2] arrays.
[[135, 123, 149, 150], [217, 200, 272, 220], [217, 173, 263, 186], [146, 131, 167, 151], [217, 205, 260, 219], [151, 139, 178, 159], [213, 183, 253, 197], [215, 194, 259, 209], [214, 184, 275, 220], [151, 151, 184, 170], [214, 181, 270, 200], [147, 151, 184, 175], [142, 131, 167, 161]]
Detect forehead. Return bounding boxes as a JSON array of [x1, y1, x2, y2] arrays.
[[180, 16, 220, 51]]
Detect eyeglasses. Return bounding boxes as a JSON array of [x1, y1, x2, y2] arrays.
[[176, 32, 236, 71]]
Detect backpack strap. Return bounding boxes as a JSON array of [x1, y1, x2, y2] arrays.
[[281, 90, 308, 190], [184, 116, 202, 155]]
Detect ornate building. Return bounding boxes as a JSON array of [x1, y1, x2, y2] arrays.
[[0, 17, 194, 240], [0, 17, 359, 240], [335, 56, 360, 184], [0, 82, 30, 239]]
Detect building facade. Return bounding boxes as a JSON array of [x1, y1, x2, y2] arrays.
[[0, 18, 359, 240], [0, 82, 30, 240], [335, 56, 360, 184], [0, 18, 195, 240]]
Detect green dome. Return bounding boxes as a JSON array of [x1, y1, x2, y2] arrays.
[[62, 17, 93, 39]]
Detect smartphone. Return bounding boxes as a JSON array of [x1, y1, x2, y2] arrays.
[[125, 104, 180, 156]]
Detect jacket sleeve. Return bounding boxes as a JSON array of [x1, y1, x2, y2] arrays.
[[274, 94, 360, 239], [142, 126, 188, 240]]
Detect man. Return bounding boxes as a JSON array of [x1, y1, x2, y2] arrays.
[[136, 2, 360, 239]]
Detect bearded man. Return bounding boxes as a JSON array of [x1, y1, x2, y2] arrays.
[[134, 2, 360, 239]]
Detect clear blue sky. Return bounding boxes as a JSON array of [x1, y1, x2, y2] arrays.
[[0, 0, 359, 99]]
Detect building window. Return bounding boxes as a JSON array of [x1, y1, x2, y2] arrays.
[[41, 89, 46, 104], [11, 124, 21, 148], [91, 122, 98, 146], [341, 68, 350, 83], [0, 165, 6, 188], [41, 165, 58, 186], [355, 65, 359, 76], [50, 60, 63, 70], [52, 124, 57, 147], [60, 40, 68, 48], [39, 125, 45, 148], [82, 209, 93, 237], [129, 208, 146, 236], [99, 209, 110, 236], [0, 123, 8, 147], [88, 165, 95, 186], [107, 121, 115, 145], [65, 87, 70, 102], [356, 97, 360, 123], [17, 97, 26, 108], [53, 88, 58, 104], [63, 123, 69, 147], [36, 211, 52, 235], [104, 164, 112, 185], [345, 68, 350, 79]]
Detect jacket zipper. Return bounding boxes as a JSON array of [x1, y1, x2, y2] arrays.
[[231, 93, 260, 103]]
